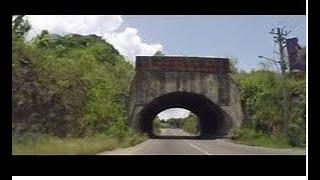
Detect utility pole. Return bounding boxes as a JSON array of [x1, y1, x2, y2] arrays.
[[269, 26, 290, 137]]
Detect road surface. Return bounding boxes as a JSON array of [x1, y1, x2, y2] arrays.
[[99, 128, 305, 155]]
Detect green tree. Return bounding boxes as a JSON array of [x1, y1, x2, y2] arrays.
[[32, 30, 51, 48], [166, 118, 184, 128], [227, 56, 239, 74], [154, 51, 165, 56], [182, 113, 199, 134], [12, 31, 135, 137], [12, 15, 31, 39]]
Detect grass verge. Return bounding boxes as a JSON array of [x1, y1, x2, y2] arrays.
[[12, 133, 147, 155], [230, 128, 296, 149]]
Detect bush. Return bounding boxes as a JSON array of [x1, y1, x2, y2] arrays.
[[12, 30, 135, 137], [231, 127, 290, 148], [234, 70, 306, 147], [152, 117, 162, 135], [12, 19, 146, 154], [287, 76, 306, 147], [182, 113, 199, 134], [122, 131, 147, 147]]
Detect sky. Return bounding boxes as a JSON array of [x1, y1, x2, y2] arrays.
[[121, 15, 306, 71], [24, 15, 306, 120]]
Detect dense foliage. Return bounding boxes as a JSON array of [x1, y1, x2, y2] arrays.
[[182, 113, 200, 135], [232, 70, 306, 147], [152, 117, 162, 135], [12, 17, 137, 139], [165, 118, 186, 129], [152, 113, 200, 135], [153, 113, 200, 135]]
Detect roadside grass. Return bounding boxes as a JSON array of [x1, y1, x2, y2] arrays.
[[230, 128, 298, 149], [12, 133, 147, 155]]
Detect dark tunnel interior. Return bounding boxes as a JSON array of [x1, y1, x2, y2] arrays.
[[137, 92, 230, 138]]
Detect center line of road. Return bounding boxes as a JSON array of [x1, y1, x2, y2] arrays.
[[182, 140, 211, 155]]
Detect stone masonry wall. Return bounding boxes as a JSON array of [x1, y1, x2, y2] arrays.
[[128, 56, 243, 135]]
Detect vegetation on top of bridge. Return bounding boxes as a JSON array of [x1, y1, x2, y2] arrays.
[[12, 16, 146, 154]]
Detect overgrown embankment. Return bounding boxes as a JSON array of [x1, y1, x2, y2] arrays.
[[231, 70, 306, 148], [12, 16, 146, 154]]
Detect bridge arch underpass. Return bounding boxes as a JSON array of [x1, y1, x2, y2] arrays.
[[153, 107, 199, 137], [128, 56, 243, 138], [136, 92, 231, 138]]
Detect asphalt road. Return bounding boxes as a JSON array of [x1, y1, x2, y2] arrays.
[[99, 128, 305, 155]]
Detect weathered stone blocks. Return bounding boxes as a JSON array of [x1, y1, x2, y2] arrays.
[[128, 56, 243, 137]]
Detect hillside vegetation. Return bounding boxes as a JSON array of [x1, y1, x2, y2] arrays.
[[12, 16, 146, 154], [231, 70, 306, 148]]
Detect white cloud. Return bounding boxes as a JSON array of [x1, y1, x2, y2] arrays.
[[25, 15, 162, 63], [26, 15, 123, 40], [104, 27, 163, 63], [157, 108, 191, 120]]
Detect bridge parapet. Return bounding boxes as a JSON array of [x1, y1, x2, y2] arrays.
[[136, 56, 230, 73]]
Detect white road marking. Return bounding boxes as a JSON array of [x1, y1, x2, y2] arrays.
[[183, 140, 211, 155]]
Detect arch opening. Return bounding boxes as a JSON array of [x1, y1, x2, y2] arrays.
[[152, 108, 200, 137], [136, 92, 231, 138]]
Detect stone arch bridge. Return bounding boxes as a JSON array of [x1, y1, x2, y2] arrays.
[[127, 56, 243, 138]]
